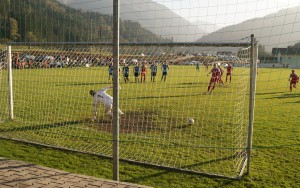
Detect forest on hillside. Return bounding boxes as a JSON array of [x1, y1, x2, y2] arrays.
[[0, 0, 171, 43]]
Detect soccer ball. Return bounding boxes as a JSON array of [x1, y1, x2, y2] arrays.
[[188, 118, 194, 125]]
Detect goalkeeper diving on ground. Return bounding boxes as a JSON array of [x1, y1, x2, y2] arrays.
[[89, 85, 124, 120]]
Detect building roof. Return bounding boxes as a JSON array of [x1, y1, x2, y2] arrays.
[[272, 47, 300, 55]]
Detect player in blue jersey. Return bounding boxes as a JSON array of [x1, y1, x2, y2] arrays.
[[150, 62, 158, 82], [161, 62, 169, 82], [133, 63, 140, 83], [196, 62, 200, 71], [108, 63, 113, 81], [122, 63, 130, 83]]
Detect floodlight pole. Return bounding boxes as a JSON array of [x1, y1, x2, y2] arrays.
[[7, 45, 14, 120], [112, 0, 120, 181], [247, 34, 257, 175]]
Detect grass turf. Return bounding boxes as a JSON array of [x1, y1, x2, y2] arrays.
[[0, 65, 299, 187]]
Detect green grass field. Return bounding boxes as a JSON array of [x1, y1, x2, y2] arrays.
[[0, 65, 299, 187]]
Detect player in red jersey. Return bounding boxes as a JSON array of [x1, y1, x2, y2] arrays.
[[226, 63, 233, 83], [140, 62, 147, 82], [289, 70, 299, 92], [217, 65, 224, 85], [207, 64, 220, 94]]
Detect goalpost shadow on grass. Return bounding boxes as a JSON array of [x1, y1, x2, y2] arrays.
[[0, 120, 83, 133], [124, 152, 246, 182]]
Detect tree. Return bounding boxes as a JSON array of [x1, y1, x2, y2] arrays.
[[0, 0, 168, 43], [9, 18, 20, 41], [257, 44, 269, 57], [0, 0, 10, 17], [25, 31, 38, 42], [292, 42, 300, 48]]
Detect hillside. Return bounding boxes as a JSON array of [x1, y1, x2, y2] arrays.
[[58, 0, 207, 42], [0, 0, 170, 43], [193, 21, 221, 34], [198, 6, 300, 51]]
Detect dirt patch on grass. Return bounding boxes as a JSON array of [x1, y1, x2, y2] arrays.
[[90, 110, 162, 134]]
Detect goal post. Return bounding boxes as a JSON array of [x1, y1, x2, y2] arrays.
[[0, 40, 256, 178], [7, 45, 14, 120], [247, 34, 258, 175], [112, 0, 120, 181]]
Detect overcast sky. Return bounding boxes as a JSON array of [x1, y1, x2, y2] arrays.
[[153, 0, 300, 26]]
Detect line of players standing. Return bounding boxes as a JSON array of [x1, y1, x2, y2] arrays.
[[108, 61, 170, 83], [108, 61, 234, 94]]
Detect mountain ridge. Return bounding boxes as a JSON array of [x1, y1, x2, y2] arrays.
[[0, 0, 170, 43], [57, 0, 209, 42], [198, 6, 300, 51]]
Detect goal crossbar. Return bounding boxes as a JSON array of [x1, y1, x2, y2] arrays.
[[7, 42, 252, 47]]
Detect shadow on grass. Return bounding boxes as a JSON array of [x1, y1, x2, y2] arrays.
[[286, 101, 300, 103], [284, 100, 300, 104], [256, 91, 285, 95], [55, 82, 110, 86], [173, 82, 206, 89], [180, 82, 206, 85], [263, 93, 300, 99], [122, 93, 204, 100], [172, 124, 192, 129], [0, 120, 83, 133], [125, 153, 245, 183]]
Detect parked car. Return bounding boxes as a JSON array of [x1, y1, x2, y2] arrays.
[[19, 54, 35, 61], [49, 61, 64, 68], [183, 61, 198, 65], [44, 56, 55, 61], [34, 55, 55, 68], [0, 62, 7, 69]]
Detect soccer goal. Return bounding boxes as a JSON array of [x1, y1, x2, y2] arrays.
[[0, 40, 257, 178]]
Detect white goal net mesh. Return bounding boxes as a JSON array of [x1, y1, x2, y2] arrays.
[[0, 49, 9, 123], [0, 43, 252, 178], [1, 0, 300, 185]]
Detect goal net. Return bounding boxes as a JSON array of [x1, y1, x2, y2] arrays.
[[0, 48, 9, 123], [0, 42, 253, 178]]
